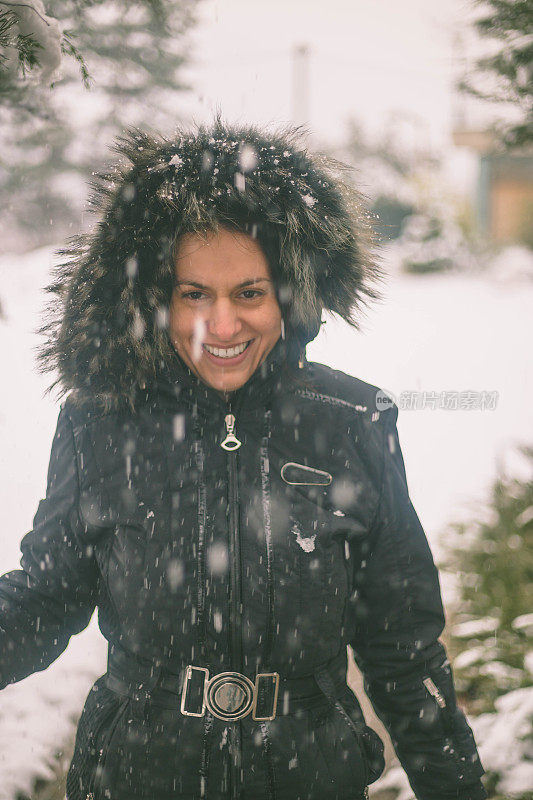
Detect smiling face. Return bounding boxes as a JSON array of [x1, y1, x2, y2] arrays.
[[169, 228, 282, 393]]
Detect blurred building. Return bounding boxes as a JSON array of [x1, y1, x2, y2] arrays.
[[453, 128, 533, 246]]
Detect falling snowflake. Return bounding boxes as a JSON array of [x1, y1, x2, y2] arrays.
[[192, 317, 206, 362], [234, 172, 246, 192], [166, 559, 184, 591], [125, 257, 138, 278], [238, 144, 258, 173], [173, 414, 185, 442], [131, 308, 145, 340]]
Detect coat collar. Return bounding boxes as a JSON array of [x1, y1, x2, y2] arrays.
[[156, 336, 299, 416]]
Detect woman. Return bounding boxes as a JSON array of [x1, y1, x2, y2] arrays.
[[0, 122, 486, 800]]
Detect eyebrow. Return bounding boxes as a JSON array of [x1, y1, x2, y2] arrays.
[[174, 278, 272, 289]]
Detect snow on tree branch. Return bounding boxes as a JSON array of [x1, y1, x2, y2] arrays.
[[0, 1, 62, 82]]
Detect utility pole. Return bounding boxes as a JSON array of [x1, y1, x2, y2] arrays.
[[451, 31, 467, 131], [292, 44, 311, 128]]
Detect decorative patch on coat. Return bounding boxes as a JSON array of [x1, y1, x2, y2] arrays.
[[291, 521, 317, 553], [281, 462, 332, 486]]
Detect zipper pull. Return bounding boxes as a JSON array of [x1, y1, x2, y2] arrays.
[[423, 676, 447, 709], [221, 413, 242, 451]]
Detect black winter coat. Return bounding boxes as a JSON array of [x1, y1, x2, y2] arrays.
[[0, 344, 486, 800]]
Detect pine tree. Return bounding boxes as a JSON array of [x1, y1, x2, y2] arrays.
[[445, 447, 532, 711], [459, 0, 533, 147], [0, 2, 90, 113], [443, 447, 533, 798], [0, 0, 198, 250]]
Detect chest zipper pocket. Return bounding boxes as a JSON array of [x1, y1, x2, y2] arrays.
[[87, 696, 129, 800]]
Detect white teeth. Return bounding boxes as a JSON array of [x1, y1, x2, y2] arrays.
[[204, 341, 251, 359]]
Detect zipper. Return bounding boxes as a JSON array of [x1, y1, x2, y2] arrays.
[[423, 676, 447, 709], [193, 437, 208, 662], [224, 408, 243, 669], [259, 410, 275, 671], [221, 413, 242, 451], [295, 388, 368, 414], [224, 406, 243, 800]]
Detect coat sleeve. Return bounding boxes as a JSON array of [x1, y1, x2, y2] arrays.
[[0, 405, 98, 689], [348, 404, 487, 800]]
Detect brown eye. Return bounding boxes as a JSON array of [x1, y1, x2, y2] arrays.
[[240, 289, 263, 299], [183, 290, 205, 301]]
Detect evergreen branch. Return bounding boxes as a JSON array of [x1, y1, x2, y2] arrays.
[[0, 9, 17, 61], [60, 29, 91, 88], [16, 29, 41, 76], [0, 6, 14, 35], [0, 2, 50, 27], [460, 0, 533, 147], [458, 77, 520, 107], [475, 0, 533, 38], [0, 9, 43, 78]]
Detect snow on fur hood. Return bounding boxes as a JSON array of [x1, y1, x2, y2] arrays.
[[39, 120, 381, 409]]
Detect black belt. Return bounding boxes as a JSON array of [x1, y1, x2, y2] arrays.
[[105, 647, 348, 722]]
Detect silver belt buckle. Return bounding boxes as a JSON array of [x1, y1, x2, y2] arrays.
[[252, 672, 280, 721], [180, 665, 209, 718], [181, 665, 280, 722]]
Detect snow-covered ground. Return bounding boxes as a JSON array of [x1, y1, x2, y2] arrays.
[[0, 245, 532, 798]]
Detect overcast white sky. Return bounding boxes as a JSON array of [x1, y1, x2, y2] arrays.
[[180, 0, 479, 153]]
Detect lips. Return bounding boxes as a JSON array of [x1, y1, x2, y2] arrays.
[[203, 340, 252, 359]]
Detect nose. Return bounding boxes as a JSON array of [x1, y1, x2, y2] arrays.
[[206, 298, 242, 341]]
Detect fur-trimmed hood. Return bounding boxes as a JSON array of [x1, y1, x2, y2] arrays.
[[40, 120, 381, 409]]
